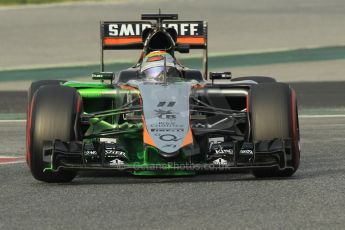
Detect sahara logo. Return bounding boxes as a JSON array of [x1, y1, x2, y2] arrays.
[[154, 109, 177, 119]]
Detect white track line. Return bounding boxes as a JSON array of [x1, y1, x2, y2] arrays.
[[299, 115, 345, 118], [0, 120, 26, 123], [0, 156, 21, 158]]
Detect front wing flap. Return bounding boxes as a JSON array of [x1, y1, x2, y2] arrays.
[[42, 139, 293, 173]]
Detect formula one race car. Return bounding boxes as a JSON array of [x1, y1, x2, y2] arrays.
[[26, 13, 300, 182]]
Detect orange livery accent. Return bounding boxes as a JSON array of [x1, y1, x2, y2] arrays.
[[192, 84, 205, 89], [103, 36, 205, 46], [180, 128, 193, 147], [119, 85, 138, 91], [177, 36, 205, 45], [103, 37, 142, 45], [142, 118, 157, 148]]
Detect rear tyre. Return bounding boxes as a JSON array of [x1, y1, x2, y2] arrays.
[[27, 85, 81, 182], [232, 76, 276, 83], [249, 83, 300, 177]]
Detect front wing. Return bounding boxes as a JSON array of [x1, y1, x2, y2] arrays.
[[42, 139, 294, 175]]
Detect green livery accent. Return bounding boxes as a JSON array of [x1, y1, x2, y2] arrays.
[[43, 164, 53, 173], [61, 81, 191, 176], [63, 81, 111, 89]]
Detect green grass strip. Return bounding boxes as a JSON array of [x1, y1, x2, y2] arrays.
[[0, 113, 26, 120]]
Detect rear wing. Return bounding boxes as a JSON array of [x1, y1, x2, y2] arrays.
[[101, 21, 207, 49], [100, 19, 208, 78]]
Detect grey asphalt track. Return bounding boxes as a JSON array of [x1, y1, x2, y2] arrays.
[[1, 117, 345, 229]]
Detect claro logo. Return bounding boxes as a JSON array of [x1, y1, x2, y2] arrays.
[[107, 23, 201, 37]]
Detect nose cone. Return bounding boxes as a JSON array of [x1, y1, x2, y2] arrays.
[[138, 82, 192, 154]]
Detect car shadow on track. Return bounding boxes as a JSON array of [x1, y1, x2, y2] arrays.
[[64, 171, 302, 185]]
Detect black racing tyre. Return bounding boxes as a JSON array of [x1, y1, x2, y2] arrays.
[[249, 83, 300, 177], [232, 76, 276, 83], [27, 85, 82, 182], [27, 80, 65, 105], [26, 80, 65, 165]]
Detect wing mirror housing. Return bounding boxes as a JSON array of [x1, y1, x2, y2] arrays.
[[92, 72, 114, 81], [209, 72, 232, 80], [209, 72, 232, 84], [175, 43, 190, 53]]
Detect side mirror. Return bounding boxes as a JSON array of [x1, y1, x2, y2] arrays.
[[209, 72, 232, 80], [92, 72, 114, 81], [175, 43, 190, 53]]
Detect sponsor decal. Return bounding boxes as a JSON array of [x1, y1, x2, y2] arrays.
[[150, 121, 184, 128], [107, 23, 151, 36], [105, 149, 116, 156], [158, 134, 181, 142], [100, 138, 117, 143], [84, 150, 98, 157], [162, 144, 177, 148], [208, 137, 224, 149], [105, 22, 203, 37], [116, 151, 127, 157], [84, 143, 98, 157], [105, 149, 127, 158], [239, 149, 253, 155], [214, 147, 233, 155], [239, 142, 254, 156], [103, 143, 128, 159], [154, 109, 177, 119], [209, 137, 224, 144], [109, 159, 125, 166], [212, 158, 228, 165], [157, 101, 176, 108], [151, 128, 184, 132]]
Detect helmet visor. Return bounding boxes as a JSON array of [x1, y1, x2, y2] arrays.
[[142, 66, 166, 79]]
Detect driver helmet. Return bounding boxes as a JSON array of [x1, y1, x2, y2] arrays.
[[140, 51, 181, 79]]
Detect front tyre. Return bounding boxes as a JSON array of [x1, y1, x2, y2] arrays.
[[27, 80, 66, 105], [249, 83, 300, 177], [26, 80, 66, 164], [27, 85, 82, 182]]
